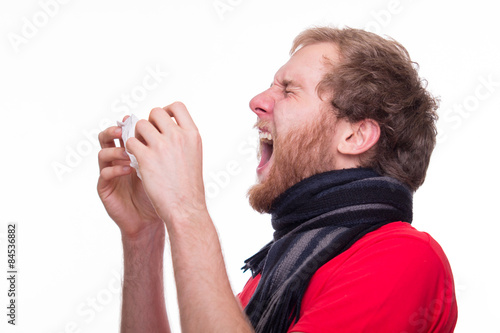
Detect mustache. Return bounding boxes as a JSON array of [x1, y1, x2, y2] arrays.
[[253, 120, 276, 138], [254, 119, 271, 130]]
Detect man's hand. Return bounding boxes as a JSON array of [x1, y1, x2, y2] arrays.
[[125, 102, 207, 226], [123, 102, 253, 332], [97, 117, 164, 239], [98, 117, 171, 333], [99, 103, 252, 332]]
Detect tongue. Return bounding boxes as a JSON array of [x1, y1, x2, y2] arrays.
[[258, 142, 273, 169]]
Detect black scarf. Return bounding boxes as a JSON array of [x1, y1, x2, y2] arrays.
[[242, 168, 413, 333]]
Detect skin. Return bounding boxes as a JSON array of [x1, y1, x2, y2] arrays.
[[97, 43, 380, 332], [250, 43, 342, 182]]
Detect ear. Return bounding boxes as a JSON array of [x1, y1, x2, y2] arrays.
[[337, 119, 380, 156]]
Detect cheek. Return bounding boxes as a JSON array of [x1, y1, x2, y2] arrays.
[[285, 99, 325, 124], [274, 108, 304, 136]]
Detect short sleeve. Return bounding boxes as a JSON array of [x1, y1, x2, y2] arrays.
[[288, 223, 457, 333]]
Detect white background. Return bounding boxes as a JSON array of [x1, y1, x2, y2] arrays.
[[1, 0, 499, 332]]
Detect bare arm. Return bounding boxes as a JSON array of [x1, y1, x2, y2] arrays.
[[167, 210, 252, 332], [121, 224, 170, 333], [97, 123, 171, 332], [127, 102, 254, 332]]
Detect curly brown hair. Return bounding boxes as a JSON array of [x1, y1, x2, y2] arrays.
[[291, 27, 439, 191]]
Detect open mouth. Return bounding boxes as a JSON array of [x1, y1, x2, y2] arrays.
[[258, 130, 274, 173]]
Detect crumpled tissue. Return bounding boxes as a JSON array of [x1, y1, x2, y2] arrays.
[[117, 114, 142, 180]]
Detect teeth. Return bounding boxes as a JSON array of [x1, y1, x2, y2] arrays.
[[259, 131, 273, 142]]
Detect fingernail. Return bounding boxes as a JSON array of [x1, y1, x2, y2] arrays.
[[115, 128, 121, 135], [123, 166, 131, 172]]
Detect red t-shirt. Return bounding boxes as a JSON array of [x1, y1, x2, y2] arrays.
[[238, 222, 457, 332]]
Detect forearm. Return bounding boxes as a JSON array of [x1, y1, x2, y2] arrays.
[[166, 210, 253, 333], [121, 223, 170, 333]]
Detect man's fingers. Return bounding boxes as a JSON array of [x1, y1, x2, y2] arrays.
[[99, 165, 133, 182], [163, 101, 198, 131], [99, 126, 122, 148], [98, 147, 130, 171], [148, 107, 170, 134], [117, 115, 129, 147], [125, 136, 147, 158], [134, 119, 160, 146]]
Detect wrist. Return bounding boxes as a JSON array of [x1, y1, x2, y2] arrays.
[[121, 222, 166, 247], [122, 223, 166, 282], [163, 203, 211, 235]]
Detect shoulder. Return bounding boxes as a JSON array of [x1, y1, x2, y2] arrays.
[[317, 221, 453, 280], [290, 222, 457, 332]]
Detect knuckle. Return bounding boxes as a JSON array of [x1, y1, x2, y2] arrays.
[[156, 139, 167, 151], [97, 149, 106, 160], [150, 107, 164, 118], [188, 128, 202, 141], [165, 131, 183, 148], [136, 119, 149, 130], [98, 131, 104, 142]]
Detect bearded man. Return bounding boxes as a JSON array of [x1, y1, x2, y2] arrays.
[[97, 27, 458, 332]]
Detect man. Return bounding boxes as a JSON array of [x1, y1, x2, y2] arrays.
[[97, 27, 457, 332]]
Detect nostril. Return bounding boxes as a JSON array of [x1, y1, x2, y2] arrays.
[[250, 91, 274, 116]]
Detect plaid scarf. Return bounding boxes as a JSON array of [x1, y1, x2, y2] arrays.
[[242, 168, 413, 333]]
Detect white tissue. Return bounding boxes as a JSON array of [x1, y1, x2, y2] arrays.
[[117, 114, 142, 180]]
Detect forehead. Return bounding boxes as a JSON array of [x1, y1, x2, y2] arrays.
[[274, 42, 339, 88]]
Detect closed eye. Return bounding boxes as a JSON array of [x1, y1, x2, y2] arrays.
[[282, 79, 299, 96]]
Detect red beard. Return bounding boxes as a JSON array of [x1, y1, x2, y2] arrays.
[[248, 110, 338, 213]]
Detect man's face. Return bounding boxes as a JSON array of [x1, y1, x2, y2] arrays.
[[247, 43, 342, 213]]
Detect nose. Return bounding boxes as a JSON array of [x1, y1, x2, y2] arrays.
[[249, 89, 274, 119]]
